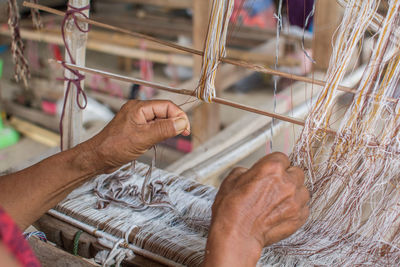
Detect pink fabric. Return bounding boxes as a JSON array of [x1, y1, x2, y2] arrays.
[[0, 207, 41, 267], [41, 101, 57, 115]]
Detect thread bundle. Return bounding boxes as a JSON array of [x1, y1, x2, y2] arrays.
[[197, 0, 234, 102]]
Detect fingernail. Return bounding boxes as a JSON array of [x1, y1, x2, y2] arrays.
[[173, 117, 187, 133]]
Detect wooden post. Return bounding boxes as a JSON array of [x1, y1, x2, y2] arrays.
[[62, 0, 90, 149], [312, 0, 342, 70], [192, 0, 220, 147]]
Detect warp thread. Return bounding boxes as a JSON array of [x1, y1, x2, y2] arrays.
[[59, 4, 91, 150], [197, 0, 235, 102], [139, 41, 155, 100], [260, 1, 400, 265], [94, 158, 174, 211], [60, 162, 214, 266], [95, 238, 134, 267]]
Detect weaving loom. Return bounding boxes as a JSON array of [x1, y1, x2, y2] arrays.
[[7, 0, 400, 266]]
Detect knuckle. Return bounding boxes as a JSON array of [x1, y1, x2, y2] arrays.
[[261, 161, 285, 175], [282, 183, 297, 199], [230, 167, 247, 176], [292, 166, 305, 178], [165, 100, 174, 105], [120, 101, 132, 112], [157, 122, 171, 138], [302, 187, 311, 202], [270, 151, 288, 159], [303, 207, 310, 219], [287, 200, 301, 214], [136, 101, 146, 111]]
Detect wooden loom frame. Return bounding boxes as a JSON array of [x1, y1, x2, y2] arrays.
[[8, 0, 379, 266]]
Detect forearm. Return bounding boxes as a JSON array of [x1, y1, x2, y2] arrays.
[[0, 142, 101, 230]]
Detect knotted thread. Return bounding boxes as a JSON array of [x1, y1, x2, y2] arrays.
[[59, 4, 91, 150], [7, 0, 30, 88], [7, 0, 43, 88], [197, 0, 234, 102]]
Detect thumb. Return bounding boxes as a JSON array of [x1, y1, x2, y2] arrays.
[[148, 117, 188, 144]]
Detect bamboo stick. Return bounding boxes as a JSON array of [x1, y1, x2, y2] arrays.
[[49, 59, 307, 127], [24, 1, 354, 93]]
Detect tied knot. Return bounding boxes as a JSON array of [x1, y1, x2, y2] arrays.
[[62, 4, 91, 63], [59, 4, 91, 150], [61, 62, 88, 110]]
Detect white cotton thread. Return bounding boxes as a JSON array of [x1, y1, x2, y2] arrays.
[[197, 0, 235, 102]]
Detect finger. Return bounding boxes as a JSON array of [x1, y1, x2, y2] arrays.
[[151, 100, 191, 135], [105, 167, 120, 174], [252, 152, 291, 173], [286, 166, 305, 187], [300, 206, 310, 223], [296, 186, 310, 208], [146, 118, 185, 144], [264, 152, 291, 169], [263, 215, 307, 247], [223, 167, 248, 187], [141, 100, 185, 120], [219, 167, 248, 191], [135, 100, 191, 134]]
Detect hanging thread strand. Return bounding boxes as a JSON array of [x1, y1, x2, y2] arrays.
[[59, 4, 90, 150]]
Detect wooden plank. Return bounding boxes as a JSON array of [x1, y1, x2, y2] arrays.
[[28, 237, 100, 267], [62, 0, 90, 149], [34, 214, 168, 267], [9, 117, 60, 147], [0, 28, 192, 67], [0, 28, 298, 67], [313, 0, 343, 70], [90, 10, 312, 48]]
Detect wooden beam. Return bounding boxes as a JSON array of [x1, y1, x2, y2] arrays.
[[313, 0, 343, 70], [0, 27, 298, 67], [34, 214, 164, 266], [192, 0, 220, 147], [28, 237, 100, 267], [62, 0, 90, 149], [9, 117, 60, 147], [90, 10, 312, 48], [4, 101, 60, 132]]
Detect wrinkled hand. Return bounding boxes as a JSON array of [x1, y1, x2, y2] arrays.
[[204, 153, 310, 267], [83, 100, 190, 173]]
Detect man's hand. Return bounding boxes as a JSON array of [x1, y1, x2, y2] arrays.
[[204, 153, 310, 267], [82, 100, 190, 173]]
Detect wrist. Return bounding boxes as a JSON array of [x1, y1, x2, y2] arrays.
[[71, 141, 106, 177], [204, 222, 262, 267]]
